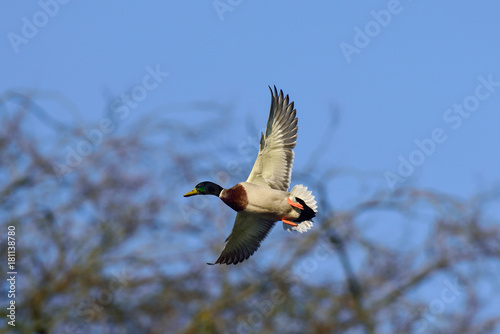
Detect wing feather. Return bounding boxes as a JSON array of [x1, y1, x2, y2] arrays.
[[246, 86, 298, 191], [211, 212, 276, 265]]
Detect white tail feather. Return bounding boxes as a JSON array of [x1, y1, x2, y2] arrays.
[[283, 184, 317, 233]]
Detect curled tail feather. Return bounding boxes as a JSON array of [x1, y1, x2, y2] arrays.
[[283, 184, 317, 233]]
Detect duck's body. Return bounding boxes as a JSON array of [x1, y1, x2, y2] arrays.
[[184, 87, 318, 265], [220, 182, 312, 222]]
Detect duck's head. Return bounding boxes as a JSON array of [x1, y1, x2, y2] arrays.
[[184, 181, 223, 197]]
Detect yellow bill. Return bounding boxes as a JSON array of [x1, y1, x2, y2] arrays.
[[183, 189, 199, 197]]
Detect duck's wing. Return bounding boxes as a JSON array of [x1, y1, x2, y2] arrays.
[[246, 86, 298, 191], [209, 212, 276, 265]]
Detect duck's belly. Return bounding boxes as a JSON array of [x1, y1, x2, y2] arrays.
[[241, 182, 299, 221]]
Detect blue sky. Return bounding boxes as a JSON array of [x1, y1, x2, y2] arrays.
[[2, 0, 500, 328], [2, 1, 499, 203]]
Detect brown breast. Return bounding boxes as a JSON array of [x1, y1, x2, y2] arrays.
[[220, 183, 248, 212]]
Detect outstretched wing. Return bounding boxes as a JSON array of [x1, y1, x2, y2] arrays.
[[246, 86, 298, 191], [210, 212, 276, 265]]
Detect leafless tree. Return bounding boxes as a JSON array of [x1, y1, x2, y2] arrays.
[[1, 91, 499, 334]]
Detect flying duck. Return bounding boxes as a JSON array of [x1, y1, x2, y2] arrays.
[[184, 86, 317, 265]]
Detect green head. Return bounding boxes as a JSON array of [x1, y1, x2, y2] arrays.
[[183, 181, 223, 197]]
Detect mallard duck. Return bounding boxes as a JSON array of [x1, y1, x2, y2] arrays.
[[184, 86, 317, 265]]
